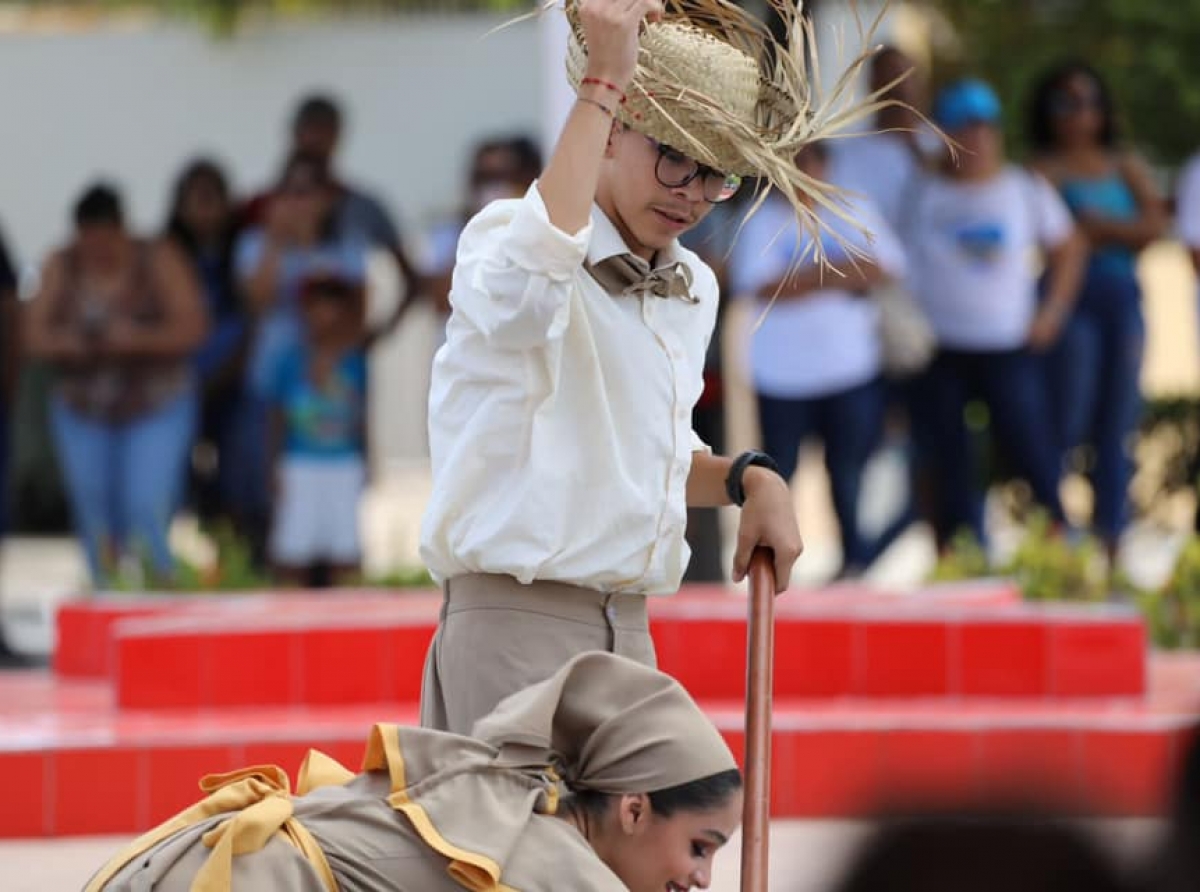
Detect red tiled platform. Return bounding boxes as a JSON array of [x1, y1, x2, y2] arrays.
[[55, 581, 1025, 679], [1, 654, 1196, 837], [10, 580, 1184, 838], [90, 584, 1144, 708]]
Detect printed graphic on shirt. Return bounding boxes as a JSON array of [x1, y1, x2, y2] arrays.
[[950, 219, 1007, 266], [289, 371, 360, 447], [270, 346, 367, 458]]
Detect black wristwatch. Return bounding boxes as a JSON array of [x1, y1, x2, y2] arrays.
[[725, 450, 780, 507]]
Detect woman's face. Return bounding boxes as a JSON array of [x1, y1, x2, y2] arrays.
[[469, 147, 523, 211], [953, 121, 1004, 175], [278, 165, 331, 227], [180, 173, 229, 240], [599, 792, 742, 892], [77, 222, 128, 270], [1051, 72, 1105, 145]]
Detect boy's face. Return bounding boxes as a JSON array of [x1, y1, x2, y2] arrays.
[[302, 292, 351, 339], [599, 127, 717, 258], [953, 121, 1003, 171]]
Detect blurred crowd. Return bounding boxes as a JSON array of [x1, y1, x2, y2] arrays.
[[708, 47, 1200, 580], [0, 93, 542, 590], [2, 44, 1200, 591]]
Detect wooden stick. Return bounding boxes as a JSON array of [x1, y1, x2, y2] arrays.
[[740, 547, 776, 892]]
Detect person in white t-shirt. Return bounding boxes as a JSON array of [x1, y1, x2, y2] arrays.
[[417, 0, 889, 734], [731, 142, 906, 578], [903, 79, 1086, 549]]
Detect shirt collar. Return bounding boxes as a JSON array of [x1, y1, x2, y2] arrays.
[[586, 204, 682, 271]]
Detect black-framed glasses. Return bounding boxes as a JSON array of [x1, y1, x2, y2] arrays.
[[646, 136, 742, 204]]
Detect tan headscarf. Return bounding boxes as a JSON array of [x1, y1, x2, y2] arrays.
[[363, 652, 739, 892]]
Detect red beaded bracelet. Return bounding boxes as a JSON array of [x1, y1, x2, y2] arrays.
[[581, 77, 627, 103]]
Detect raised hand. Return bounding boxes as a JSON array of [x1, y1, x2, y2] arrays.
[[577, 0, 664, 93]]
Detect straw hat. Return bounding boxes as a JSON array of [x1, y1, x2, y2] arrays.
[[563, 0, 907, 260]]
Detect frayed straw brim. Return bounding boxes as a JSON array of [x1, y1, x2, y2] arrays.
[[558, 0, 932, 269]]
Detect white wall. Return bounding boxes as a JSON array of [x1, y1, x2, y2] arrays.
[[0, 12, 549, 466], [0, 12, 544, 268]]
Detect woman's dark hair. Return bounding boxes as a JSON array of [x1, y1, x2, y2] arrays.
[[506, 135, 544, 186], [167, 158, 231, 240], [293, 93, 342, 134], [468, 135, 544, 188], [74, 183, 124, 228], [1027, 60, 1120, 152], [563, 768, 743, 822], [648, 768, 743, 818], [165, 159, 238, 312]]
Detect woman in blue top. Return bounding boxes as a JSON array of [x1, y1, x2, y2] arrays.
[[164, 159, 255, 537], [1027, 61, 1168, 557]]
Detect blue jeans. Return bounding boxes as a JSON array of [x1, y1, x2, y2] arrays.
[[757, 378, 885, 570], [911, 348, 1065, 547], [1045, 269, 1144, 543], [50, 390, 196, 584]]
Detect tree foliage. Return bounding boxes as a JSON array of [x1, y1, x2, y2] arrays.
[[916, 0, 1200, 166]]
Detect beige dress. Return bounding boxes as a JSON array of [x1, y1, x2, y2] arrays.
[[85, 653, 738, 892]]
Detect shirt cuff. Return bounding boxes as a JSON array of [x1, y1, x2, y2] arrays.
[[503, 182, 593, 281]]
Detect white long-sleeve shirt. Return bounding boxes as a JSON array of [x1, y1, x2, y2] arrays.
[[420, 184, 719, 595]]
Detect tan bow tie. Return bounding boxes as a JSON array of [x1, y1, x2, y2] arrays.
[[586, 253, 698, 303]]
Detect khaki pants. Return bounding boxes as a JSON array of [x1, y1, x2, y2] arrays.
[[419, 574, 655, 735]]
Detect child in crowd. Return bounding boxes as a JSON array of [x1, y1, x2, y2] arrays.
[[266, 272, 369, 587]]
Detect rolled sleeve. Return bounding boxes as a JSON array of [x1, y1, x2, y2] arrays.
[[452, 183, 592, 350]]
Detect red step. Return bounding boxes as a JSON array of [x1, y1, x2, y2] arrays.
[[97, 588, 1144, 709], [1, 653, 1196, 837], [54, 581, 1025, 678]]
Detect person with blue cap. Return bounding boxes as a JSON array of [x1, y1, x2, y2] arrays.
[[899, 78, 1087, 551]]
